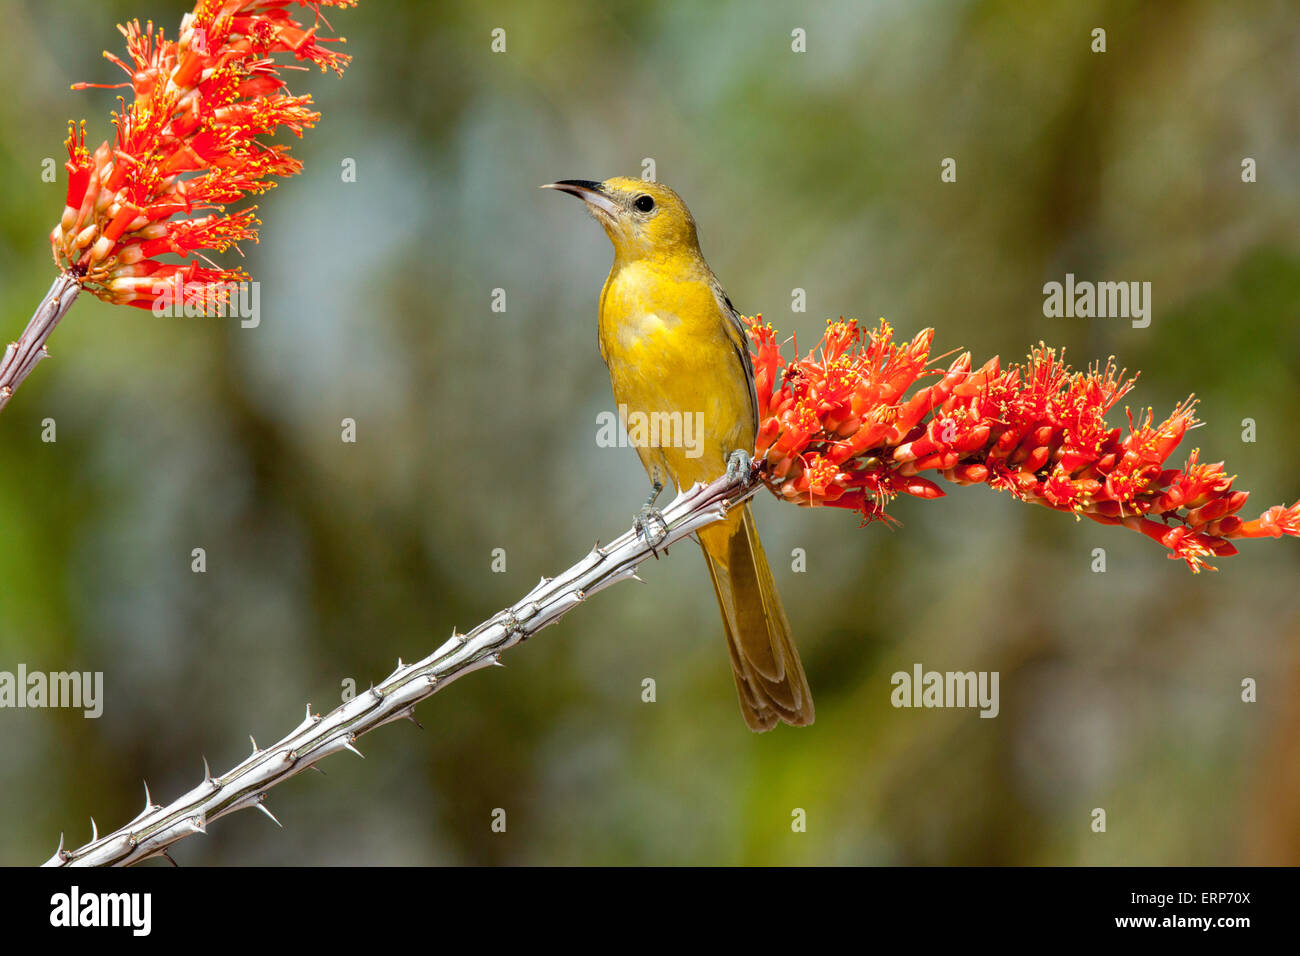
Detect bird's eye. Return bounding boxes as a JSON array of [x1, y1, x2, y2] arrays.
[[634, 194, 655, 213]]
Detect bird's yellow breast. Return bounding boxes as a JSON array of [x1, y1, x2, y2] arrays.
[[598, 253, 754, 490]]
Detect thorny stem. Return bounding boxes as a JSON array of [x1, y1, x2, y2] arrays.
[[0, 273, 82, 413], [42, 471, 760, 866]]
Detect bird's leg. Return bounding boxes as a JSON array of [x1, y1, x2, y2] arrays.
[[634, 479, 670, 557], [726, 449, 756, 487]]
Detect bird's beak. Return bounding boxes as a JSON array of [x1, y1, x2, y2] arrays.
[[541, 179, 621, 218]]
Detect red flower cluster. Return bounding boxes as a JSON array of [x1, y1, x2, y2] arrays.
[[749, 316, 1300, 571], [49, 1, 355, 308]]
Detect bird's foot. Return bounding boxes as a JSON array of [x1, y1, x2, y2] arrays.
[[634, 481, 669, 556], [634, 505, 670, 557], [726, 449, 756, 486]]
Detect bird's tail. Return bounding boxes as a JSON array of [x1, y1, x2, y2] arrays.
[[698, 502, 814, 731]]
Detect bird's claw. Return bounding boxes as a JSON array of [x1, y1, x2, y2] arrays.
[[726, 449, 755, 486], [635, 506, 670, 556]]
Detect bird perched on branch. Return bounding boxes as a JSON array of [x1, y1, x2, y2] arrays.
[[544, 177, 814, 731]]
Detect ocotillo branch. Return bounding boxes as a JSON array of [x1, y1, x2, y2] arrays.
[[42, 471, 757, 867]]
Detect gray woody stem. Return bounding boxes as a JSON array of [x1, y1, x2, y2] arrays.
[[43, 471, 759, 866], [0, 273, 82, 413]]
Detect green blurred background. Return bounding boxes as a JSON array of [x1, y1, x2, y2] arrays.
[[1, 0, 1298, 865]]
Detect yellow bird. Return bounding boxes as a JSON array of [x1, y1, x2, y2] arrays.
[[545, 177, 814, 731]]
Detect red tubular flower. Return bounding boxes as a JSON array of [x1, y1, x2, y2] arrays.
[[49, 1, 356, 308], [746, 315, 1300, 572]]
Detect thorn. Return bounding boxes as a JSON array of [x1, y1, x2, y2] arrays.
[[369, 683, 382, 700], [342, 735, 365, 759], [254, 796, 282, 828], [142, 779, 153, 810], [162, 850, 179, 867], [304, 703, 316, 723], [396, 657, 404, 669], [630, 573, 645, 583], [249, 734, 260, 755], [307, 765, 327, 776], [90, 817, 98, 842], [54, 832, 66, 859], [490, 653, 504, 667], [203, 755, 214, 786], [405, 711, 424, 730]]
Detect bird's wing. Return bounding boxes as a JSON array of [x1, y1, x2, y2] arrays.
[[707, 274, 759, 439]]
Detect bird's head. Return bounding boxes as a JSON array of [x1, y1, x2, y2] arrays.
[[543, 177, 701, 262]]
